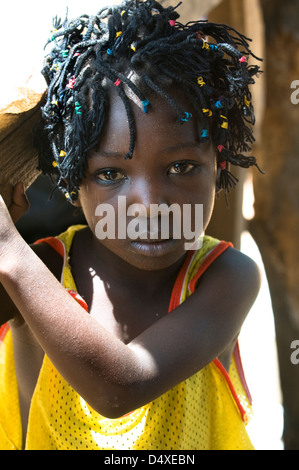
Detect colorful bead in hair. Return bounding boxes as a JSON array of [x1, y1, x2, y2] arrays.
[[180, 112, 193, 123], [142, 99, 150, 113]]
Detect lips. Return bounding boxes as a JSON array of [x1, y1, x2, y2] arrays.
[[130, 238, 178, 257]]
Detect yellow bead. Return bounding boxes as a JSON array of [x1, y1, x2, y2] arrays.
[[197, 76, 205, 87], [202, 108, 212, 117], [244, 96, 251, 107]]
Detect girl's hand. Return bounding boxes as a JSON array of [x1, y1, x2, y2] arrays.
[[7, 182, 30, 223], [0, 182, 29, 247]]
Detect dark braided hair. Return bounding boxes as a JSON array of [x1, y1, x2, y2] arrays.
[[35, 0, 262, 202]]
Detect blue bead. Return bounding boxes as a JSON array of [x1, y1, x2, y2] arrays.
[[180, 112, 192, 122], [142, 100, 149, 113]]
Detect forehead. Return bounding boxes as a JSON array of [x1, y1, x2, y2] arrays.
[[97, 85, 203, 154]]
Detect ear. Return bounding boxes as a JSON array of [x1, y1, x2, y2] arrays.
[[70, 197, 82, 208]]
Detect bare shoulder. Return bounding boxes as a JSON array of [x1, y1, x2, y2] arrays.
[[210, 246, 261, 294], [194, 245, 262, 321]]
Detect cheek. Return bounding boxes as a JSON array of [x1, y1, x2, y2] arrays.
[[78, 185, 125, 240], [76, 185, 99, 225]]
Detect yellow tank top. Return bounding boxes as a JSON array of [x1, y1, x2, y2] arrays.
[[0, 225, 254, 450]]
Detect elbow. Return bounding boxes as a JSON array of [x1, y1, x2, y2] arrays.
[[81, 377, 143, 418], [88, 392, 138, 419], [73, 342, 155, 418]]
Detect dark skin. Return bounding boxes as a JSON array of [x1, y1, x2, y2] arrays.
[[0, 89, 261, 446]]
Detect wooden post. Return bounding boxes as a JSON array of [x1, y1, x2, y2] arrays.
[[0, 88, 44, 206], [251, 0, 299, 450]]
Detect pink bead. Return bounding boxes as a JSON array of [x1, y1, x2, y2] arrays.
[[66, 77, 76, 89]]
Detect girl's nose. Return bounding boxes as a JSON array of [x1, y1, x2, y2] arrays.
[[126, 176, 168, 216]]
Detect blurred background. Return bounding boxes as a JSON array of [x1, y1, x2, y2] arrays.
[[1, 0, 299, 450]]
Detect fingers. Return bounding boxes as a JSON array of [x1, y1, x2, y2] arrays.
[[8, 182, 30, 223]]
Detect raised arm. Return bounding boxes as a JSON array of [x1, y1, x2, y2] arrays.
[[0, 193, 261, 418], [0, 183, 30, 326]]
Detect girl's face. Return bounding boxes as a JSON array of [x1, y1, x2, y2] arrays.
[[75, 88, 218, 271]]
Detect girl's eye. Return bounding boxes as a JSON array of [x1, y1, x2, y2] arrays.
[[168, 162, 196, 175], [96, 169, 125, 183]]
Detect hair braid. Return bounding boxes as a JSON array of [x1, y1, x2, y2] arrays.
[[35, 0, 262, 202]]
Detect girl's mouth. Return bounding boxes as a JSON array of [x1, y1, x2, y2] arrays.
[[129, 238, 178, 257]]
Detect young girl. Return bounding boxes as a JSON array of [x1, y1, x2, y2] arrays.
[[0, 0, 262, 450]]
